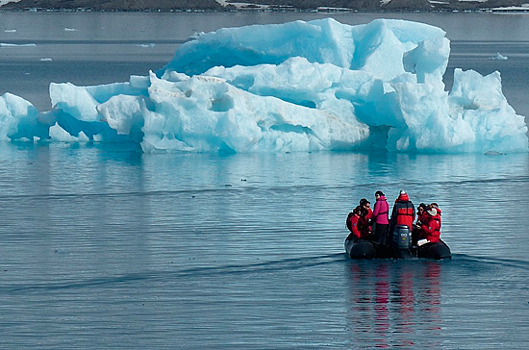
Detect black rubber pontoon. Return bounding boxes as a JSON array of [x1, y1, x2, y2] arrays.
[[344, 237, 378, 259], [417, 240, 451, 260], [344, 224, 451, 260]]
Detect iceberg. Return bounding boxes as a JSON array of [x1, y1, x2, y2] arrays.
[[0, 18, 527, 153]]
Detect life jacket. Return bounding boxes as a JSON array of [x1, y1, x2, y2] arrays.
[[393, 201, 415, 229]]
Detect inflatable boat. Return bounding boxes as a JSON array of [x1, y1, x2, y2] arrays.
[[345, 225, 451, 260], [415, 240, 451, 260]]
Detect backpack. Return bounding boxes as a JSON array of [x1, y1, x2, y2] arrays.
[[346, 212, 354, 231]]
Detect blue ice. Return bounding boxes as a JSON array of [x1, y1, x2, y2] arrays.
[[1, 18, 527, 153]]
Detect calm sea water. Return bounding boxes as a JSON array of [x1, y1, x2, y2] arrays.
[[1, 11, 529, 350]]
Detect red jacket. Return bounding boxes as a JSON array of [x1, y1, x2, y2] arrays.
[[358, 213, 372, 238], [416, 210, 427, 225], [391, 193, 415, 229], [419, 213, 441, 243], [348, 213, 362, 239], [365, 208, 373, 221]]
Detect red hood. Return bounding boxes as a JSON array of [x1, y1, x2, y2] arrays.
[[397, 193, 409, 202]]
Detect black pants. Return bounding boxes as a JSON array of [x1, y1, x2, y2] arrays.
[[374, 223, 390, 247], [412, 227, 421, 246]]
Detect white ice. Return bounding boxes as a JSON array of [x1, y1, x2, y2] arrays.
[[491, 52, 508, 60], [0, 18, 527, 153]]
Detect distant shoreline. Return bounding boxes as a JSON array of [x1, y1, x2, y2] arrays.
[[2, 0, 529, 14], [2, 8, 529, 14]]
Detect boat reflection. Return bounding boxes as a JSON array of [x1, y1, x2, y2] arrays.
[[346, 260, 444, 349]]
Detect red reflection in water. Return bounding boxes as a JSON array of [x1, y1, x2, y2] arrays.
[[374, 264, 390, 348], [421, 261, 442, 331], [346, 261, 443, 349]]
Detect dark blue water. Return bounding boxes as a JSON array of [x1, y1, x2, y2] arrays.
[[1, 11, 529, 349]]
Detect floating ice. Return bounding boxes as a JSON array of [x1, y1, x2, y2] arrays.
[[137, 43, 156, 48], [0, 43, 36, 47], [0, 18, 527, 154], [491, 52, 508, 60]]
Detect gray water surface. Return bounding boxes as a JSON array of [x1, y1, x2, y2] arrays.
[[1, 11, 529, 350], [1, 144, 528, 349]]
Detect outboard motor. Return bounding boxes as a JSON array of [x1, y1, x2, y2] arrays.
[[391, 225, 413, 259]]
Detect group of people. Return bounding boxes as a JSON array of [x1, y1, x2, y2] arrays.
[[346, 190, 442, 248]]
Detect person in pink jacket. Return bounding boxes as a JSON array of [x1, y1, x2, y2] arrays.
[[372, 190, 390, 247]]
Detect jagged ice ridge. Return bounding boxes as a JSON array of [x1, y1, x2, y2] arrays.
[[1, 18, 527, 153]]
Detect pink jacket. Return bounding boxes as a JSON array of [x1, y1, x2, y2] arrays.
[[372, 195, 389, 225]]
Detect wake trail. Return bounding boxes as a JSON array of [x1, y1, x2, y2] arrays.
[[451, 253, 529, 269], [0, 253, 346, 295]]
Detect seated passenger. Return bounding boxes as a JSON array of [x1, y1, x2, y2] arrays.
[[346, 206, 363, 241], [359, 208, 375, 240], [359, 198, 373, 237], [413, 203, 427, 245], [430, 203, 442, 229], [359, 198, 373, 223], [418, 206, 441, 243], [416, 203, 427, 224]]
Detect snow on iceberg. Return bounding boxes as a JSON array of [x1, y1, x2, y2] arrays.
[[0, 18, 527, 154]]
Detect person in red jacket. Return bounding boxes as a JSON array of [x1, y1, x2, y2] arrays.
[[390, 190, 415, 233], [429, 203, 442, 229], [359, 198, 373, 238], [416, 203, 427, 223], [418, 207, 441, 243], [346, 206, 363, 241], [360, 198, 373, 222]]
